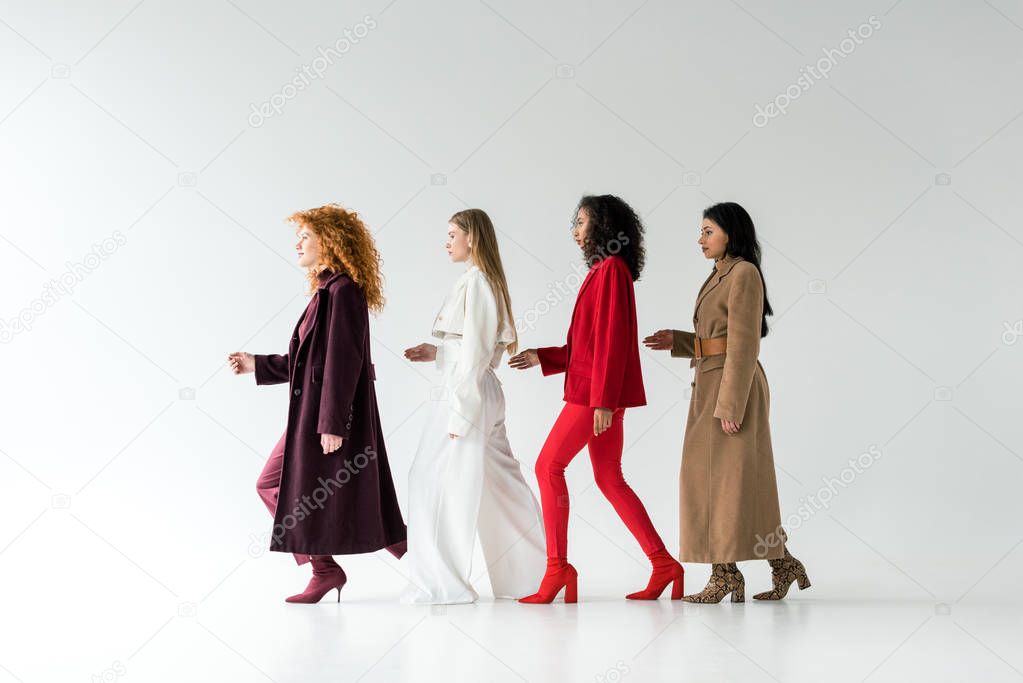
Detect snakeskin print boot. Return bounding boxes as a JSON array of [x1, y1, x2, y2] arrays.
[[753, 546, 810, 600], [681, 563, 745, 603]]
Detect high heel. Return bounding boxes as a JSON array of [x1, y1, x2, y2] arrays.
[[626, 549, 684, 600], [753, 546, 811, 601], [681, 563, 745, 604], [564, 577, 578, 603], [285, 556, 347, 604], [519, 559, 578, 604]]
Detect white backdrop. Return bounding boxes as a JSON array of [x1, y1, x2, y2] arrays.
[[2, 1, 1022, 681]]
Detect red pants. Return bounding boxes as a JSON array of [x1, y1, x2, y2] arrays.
[[535, 402, 666, 559], [256, 431, 312, 565]]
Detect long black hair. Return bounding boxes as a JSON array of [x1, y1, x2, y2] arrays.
[[576, 194, 645, 281], [703, 202, 773, 338]]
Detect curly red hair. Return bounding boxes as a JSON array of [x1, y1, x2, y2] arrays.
[[289, 204, 385, 312]]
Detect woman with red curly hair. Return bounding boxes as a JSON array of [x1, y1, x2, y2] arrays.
[[228, 204, 407, 603]]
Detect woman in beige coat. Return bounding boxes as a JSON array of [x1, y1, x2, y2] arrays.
[[644, 202, 810, 603]]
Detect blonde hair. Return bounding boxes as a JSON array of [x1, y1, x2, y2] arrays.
[[449, 209, 518, 355], [289, 204, 385, 312]]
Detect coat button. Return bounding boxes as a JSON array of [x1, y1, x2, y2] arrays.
[[293, 388, 302, 396], [297, 361, 303, 368]]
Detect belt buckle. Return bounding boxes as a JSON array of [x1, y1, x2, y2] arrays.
[[694, 336, 703, 359]]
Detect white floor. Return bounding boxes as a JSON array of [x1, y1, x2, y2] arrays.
[[3, 544, 1021, 683]]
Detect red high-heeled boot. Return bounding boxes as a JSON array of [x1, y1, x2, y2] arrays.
[[626, 548, 684, 600], [518, 558, 578, 604], [285, 555, 347, 603], [519, 560, 576, 601]]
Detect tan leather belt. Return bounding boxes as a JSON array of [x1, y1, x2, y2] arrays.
[[693, 335, 727, 359]]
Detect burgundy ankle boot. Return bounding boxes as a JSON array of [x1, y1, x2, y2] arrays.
[[286, 555, 347, 604]]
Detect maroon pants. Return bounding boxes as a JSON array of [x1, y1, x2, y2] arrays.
[[256, 430, 313, 565], [535, 402, 666, 559]]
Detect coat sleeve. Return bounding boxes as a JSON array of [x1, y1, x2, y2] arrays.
[[714, 264, 763, 423], [670, 330, 695, 358], [317, 282, 367, 438], [536, 345, 567, 375], [254, 353, 289, 385], [446, 274, 499, 436], [589, 259, 634, 410]]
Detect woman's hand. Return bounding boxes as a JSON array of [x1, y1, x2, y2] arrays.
[[642, 330, 673, 351], [321, 433, 344, 454], [404, 343, 437, 362], [508, 348, 539, 370], [720, 419, 741, 435], [228, 351, 255, 374], [594, 407, 613, 436]]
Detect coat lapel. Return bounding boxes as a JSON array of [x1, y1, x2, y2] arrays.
[[577, 261, 599, 300], [293, 270, 345, 364], [693, 256, 743, 316], [567, 261, 600, 331]]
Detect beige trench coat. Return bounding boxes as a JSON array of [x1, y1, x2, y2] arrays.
[[671, 254, 786, 563]]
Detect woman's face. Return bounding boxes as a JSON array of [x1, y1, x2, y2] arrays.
[[698, 218, 729, 260], [571, 207, 592, 252], [295, 225, 321, 268], [446, 222, 471, 263]]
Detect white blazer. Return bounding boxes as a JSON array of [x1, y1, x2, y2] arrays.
[[431, 265, 516, 436]]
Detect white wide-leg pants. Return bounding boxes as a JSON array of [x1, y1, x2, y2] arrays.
[[402, 368, 545, 604]]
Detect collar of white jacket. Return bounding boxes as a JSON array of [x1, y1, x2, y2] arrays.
[[432, 265, 516, 345]]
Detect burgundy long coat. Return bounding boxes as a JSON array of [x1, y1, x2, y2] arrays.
[[254, 269, 407, 556]]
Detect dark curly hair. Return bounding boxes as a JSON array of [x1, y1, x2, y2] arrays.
[[575, 194, 645, 281]]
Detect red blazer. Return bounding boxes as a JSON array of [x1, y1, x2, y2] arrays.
[[537, 255, 646, 410]]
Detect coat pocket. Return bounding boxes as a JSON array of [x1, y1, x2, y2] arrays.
[[311, 364, 324, 383]]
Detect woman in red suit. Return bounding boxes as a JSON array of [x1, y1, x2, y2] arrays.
[[509, 195, 683, 603]]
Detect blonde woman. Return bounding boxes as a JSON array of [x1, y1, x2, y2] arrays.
[[401, 209, 545, 604], [229, 204, 407, 604]]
